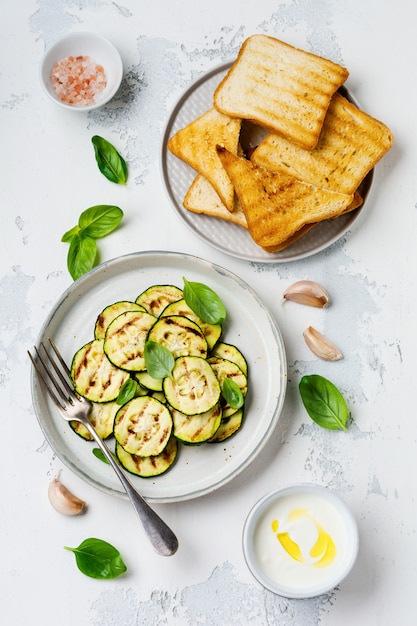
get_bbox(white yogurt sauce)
[253,491,348,591]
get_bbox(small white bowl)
[242,484,359,598]
[40,32,123,111]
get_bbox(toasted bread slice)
[216,147,354,252]
[261,223,317,252]
[340,191,363,215]
[213,34,349,150]
[183,175,248,228]
[264,191,363,252]
[167,108,241,211]
[251,93,394,195]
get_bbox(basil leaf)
[116,378,138,405]
[78,205,123,239]
[61,225,80,243]
[92,447,110,464]
[299,374,349,431]
[92,135,128,185]
[183,277,226,324]
[144,341,174,379]
[222,378,244,410]
[92,447,117,464]
[67,233,97,281]
[64,538,127,579]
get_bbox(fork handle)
[84,423,178,556]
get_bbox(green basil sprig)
[92,135,128,185]
[64,538,127,579]
[222,378,244,410]
[116,378,138,405]
[299,374,349,431]
[144,341,174,379]
[183,277,226,325]
[61,205,123,280]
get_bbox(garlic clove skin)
[48,476,86,516]
[303,326,343,361]
[283,280,330,308]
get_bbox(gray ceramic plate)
[161,62,373,263]
[31,251,287,503]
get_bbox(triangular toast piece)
[251,92,394,195]
[167,108,241,211]
[262,192,363,252]
[263,191,362,252]
[214,34,349,150]
[216,147,354,252]
[183,175,248,228]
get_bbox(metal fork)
[28,339,178,557]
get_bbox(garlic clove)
[303,326,343,361]
[48,476,86,516]
[283,280,330,308]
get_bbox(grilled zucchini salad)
[69,278,248,478]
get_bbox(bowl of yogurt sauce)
[242,484,359,598]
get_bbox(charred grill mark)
[191,423,205,441]
[74,341,95,379]
[119,354,143,368]
[117,314,143,334]
[228,371,247,389]
[96,314,105,331]
[188,325,202,337]
[161,447,173,462]
[164,317,202,336]
[159,427,170,444]
[100,376,112,390]
[132,456,142,470]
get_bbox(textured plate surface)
[161,62,373,263]
[31,251,287,503]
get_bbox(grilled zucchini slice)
[135,370,163,392]
[113,395,172,457]
[71,339,130,402]
[208,407,244,442]
[163,355,220,415]
[115,437,178,477]
[104,310,157,371]
[161,299,222,350]
[94,301,146,340]
[135,284,183,317]
[208,356,248,418]
[147,315,208,359]
[151,391,167,403]
[210,342,248,376]
[171,403,222,444]
[70,400,119,441]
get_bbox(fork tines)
[28,339,74,410]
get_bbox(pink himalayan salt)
[51,55,107,107]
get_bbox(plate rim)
[31,250,287,503]
[160,63,373,263]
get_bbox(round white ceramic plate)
[31,251,287,503]
[161,62,373,263]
